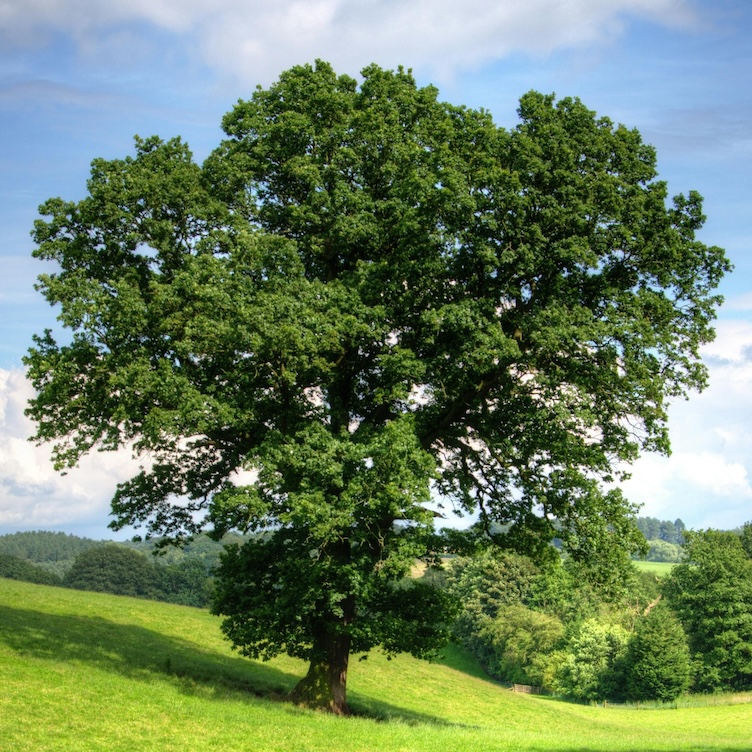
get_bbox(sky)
[0,0,751,540]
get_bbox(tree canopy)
[664,529,752,692]
[64,544,162,599]
[25,60,729,713]
[624,603,691,703]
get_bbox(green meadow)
[1,577,751,752]
[632,560,677,575]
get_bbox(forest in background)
[0,529,244,607]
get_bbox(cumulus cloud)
[701,318,752,363]
[0,368,141,534]
[623,450,752,529]
[0,0,698,83]
[620,316,752,528]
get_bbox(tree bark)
[288,625,352,715]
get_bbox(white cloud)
[619,315,752,529]
[701,318,752,363]
[622,450,752,530]
[0,0,698,83]
[0,368,141,534]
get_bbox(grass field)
[2,578,751,752]
[632,560,677,575]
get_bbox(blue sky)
[1,0,750,539]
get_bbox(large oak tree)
[25,61,729,714]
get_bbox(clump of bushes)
[437,549,693,703]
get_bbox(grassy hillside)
[2,578,751,752]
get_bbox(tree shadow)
[0,603,457,726]
[0,604,296,700]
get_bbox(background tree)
[556,618,630,701]
[528,558,602,625]
[0,553,63,586]
[624,603,691,703]
[444,550,539,653]
[0,531,100,578]
[634,516,686,549]
[664,530,752,692]
[64,545,161,599]
[25,61,728,714]
[737,521,752,559]
[644,539,683,563]
[479,603,564,686]
[157,557,214,608]
[637,517,662,541]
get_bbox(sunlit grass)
[2,578,752,751]
[632,560,676,575]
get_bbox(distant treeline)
[0,517,717,605]
[0,531,101,577]
[633,517,687,563]
[0,531,244,608]
[634,516,686,545]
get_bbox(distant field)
[2,577,751,752]
[632,560,677,575]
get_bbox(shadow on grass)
[0,603,457,726]
[0,604,294,698]
[432,641,500,682]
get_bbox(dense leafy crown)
[26,62,728,661]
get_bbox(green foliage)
[444,551,539,637]
[529,555,655,629]
[624,604,691,702]
[442,550,540,674]
[479,603,565,686]
[60,541,215,606]
[528,558,601,625]
[0,532,217,605]
[738,521,752,559]
[644,539,684,563]
[25,60,728,711]
[635,517,686,545]
[213,527,457,664]
[157,557,214,608]
[0,553,63,586]
[625,569,663,616]
[0,530,101,562]
[0,530,101,576]
[442,551,661,692]
[556,619,630,701]
[64,544,163,598]
[664,530,752,692]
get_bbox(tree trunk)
[288,626,352,715]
